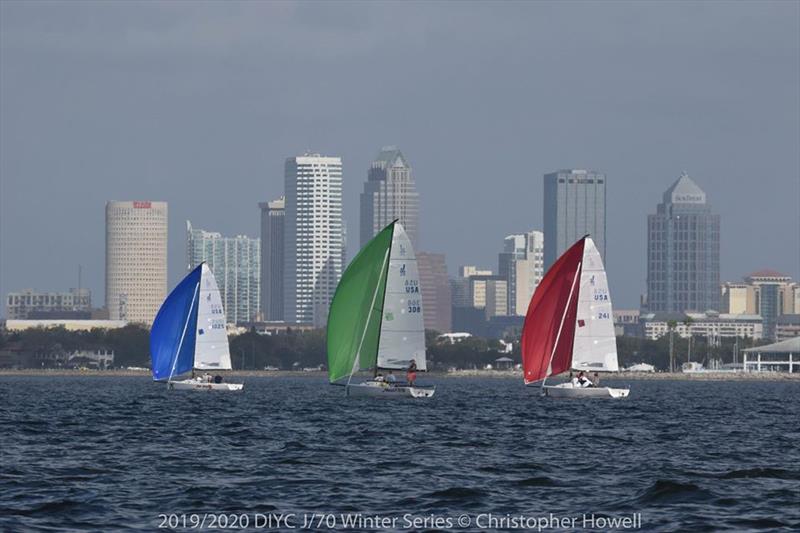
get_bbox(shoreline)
[1,368,798,381]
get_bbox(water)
[2,376,799,531]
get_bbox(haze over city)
[1,0,798,313]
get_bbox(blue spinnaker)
[150,264,202,381]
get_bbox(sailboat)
[327,221,434,398]
[521,236,629,399]
[150,263,243,391]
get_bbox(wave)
[635,480,713,504]
[718,467,800,481]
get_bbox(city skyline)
[1,2,798,315]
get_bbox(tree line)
[1,325,767,371]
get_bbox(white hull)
[169,380,243,392]
[346,381,435,398]
[542,383,629,399]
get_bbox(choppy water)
[1,376,799,531]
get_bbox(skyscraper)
[259,197,285,321]
[360,146,419,249]
[498,230,544,316]
[543,169,606,269]
[417,252,452,333]
[186,221,260,324]
[284,153,344,326]
[105,201,167,324]
[646,172,720,313]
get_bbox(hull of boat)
[542,383,629,399]
[169,380,243,392]
[346,381,435,398]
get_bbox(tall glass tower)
[360,147,419,249]
[646,172,720,313]
[543,170,606,269]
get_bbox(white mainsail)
[376,223,427,371]
[571,238,619,372]
[193,264,232,370]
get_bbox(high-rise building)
[259,197,285,321]
[284,153,344,326]
[646,173,720,313]
[186,221,260,324]
[451,266,493,308]
[360,146,419,249]
[417,252,452,333]
[721,270,798,340]
[544,169,606,269]
[105,201,167,324]
[498,230,544,316]
[6,288,91,319]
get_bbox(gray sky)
[1,0,798,314]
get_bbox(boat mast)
[167,281,200,383]
[541,261,581,389]
[373,221,397,378]
[346,243,392,387]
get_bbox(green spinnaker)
[326,222,394,383]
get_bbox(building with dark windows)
[259,197,285,321]
[543,169,606,269]
[360,146,419,250]
[646,173,720,313]
[417,252,452,333]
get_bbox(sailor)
[203,373,212,383]
[374,373,385,382]
[385,371,397,384]
[592,372,601,387]
[407,360,418,387]
[577,371,593,388]
[571,372,580,387]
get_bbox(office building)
[417,252,452,333]
[186,221,260,324]
[105,201,167,324]
[721,270,799,340]
[646,173,720,313]
[640,311,763,341]
[544,169,606,269]
[498,230,544,316]
[360,146,419,249]
[284,153,344,326]
[259,197,285,321]
[5,288,91,319]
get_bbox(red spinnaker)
[521,237,586,384]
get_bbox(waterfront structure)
[186,221,260,324]
[742,337,799,373]
[284,153,344,326]
[639,311,763,341]
[360,146,419,249]
[3,319,128,332]
[259,197,285,321]
[498,230,544,316]
[645,173,720,313]
[776,315,800,341]
[543,169,606,269]
[105,201,167,324]
[5,288,91,319]
[721,270,798,340]
[613,309,641,337]
[417,252,452,333]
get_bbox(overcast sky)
[1,0,798,315]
